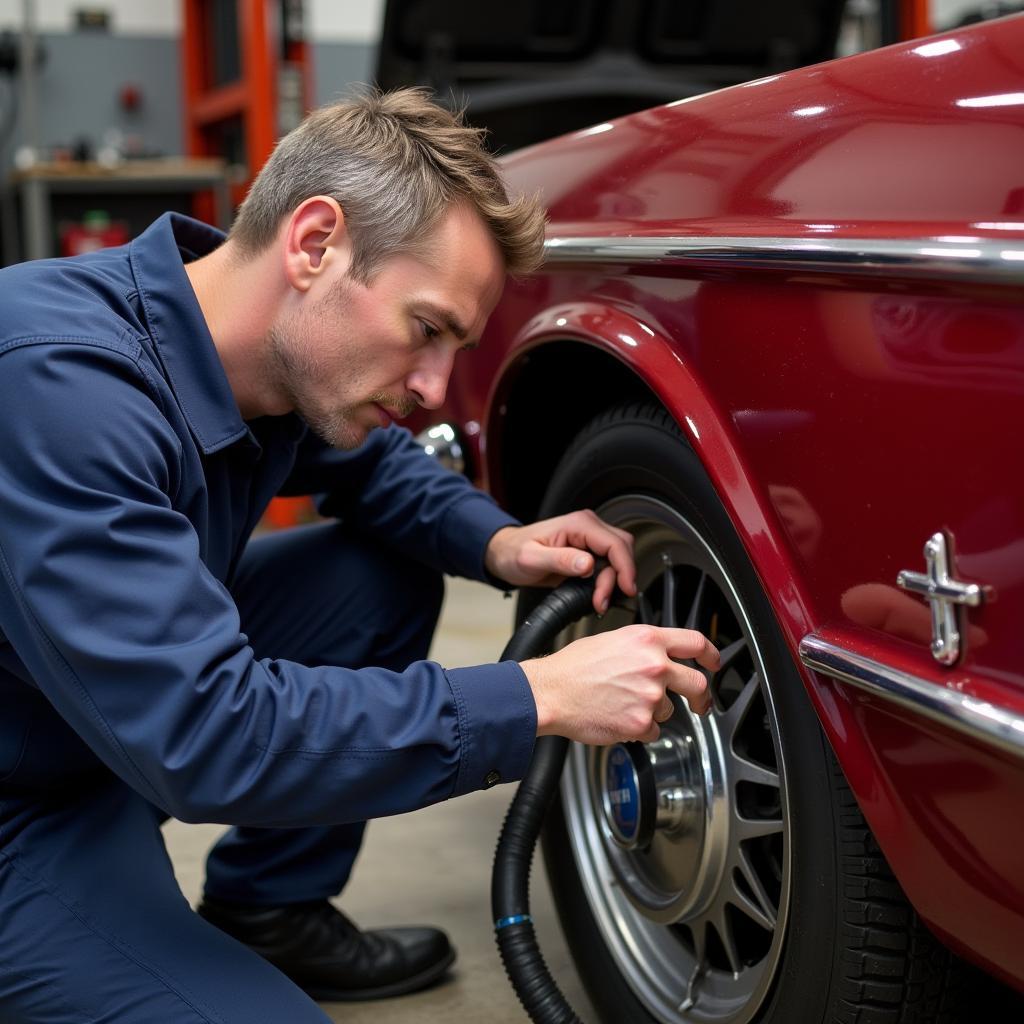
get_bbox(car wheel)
[530,402,974,1024]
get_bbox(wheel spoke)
[717,635,747,671]
[719,670,761,737]
[735,848,778,931]
[735,814,784,841]
[714,907,743,976]
[731,754,780,789]
[729,885,775,933]
[661,561,678,628]
[690,916,708,967]
[636,589,654,626]
[684,571,707,631]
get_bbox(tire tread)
[830,752,979,1024]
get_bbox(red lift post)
[899,0,932,40]
[181,0,312,215]
[182,0,315,527]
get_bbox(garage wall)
[0,30,182,158]
[310,0,385,105]
[0,0,1002,165]
[0,3,180,163]
[0,0,383,161]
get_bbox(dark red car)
[420,13,1024,1024]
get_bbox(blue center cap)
[605,744,640,842]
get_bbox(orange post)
[239,0,277,178]
[181,2,316,528]
[181,1,313,209]
[899,0,931,40]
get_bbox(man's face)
[268,202,506,449]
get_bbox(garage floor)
[163,577,598,1023]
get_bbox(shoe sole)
[299,947,457,1002]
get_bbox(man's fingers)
[653,693,674,723]
[612,524,634,548]
[606,541,637,597]
[660,628,721,673]
[519,542,592,579]
[518,511,637,599]
[592,564,617,614]
[564,529,636,598]
[665,664,712,715]
[637,721,661,743]
[591,529,636,597]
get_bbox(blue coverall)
[0,214,537,1022]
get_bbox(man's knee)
[322,542,443,671]
[360,543,445,635]
[233,525,445,667]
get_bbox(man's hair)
[229,87,546,280]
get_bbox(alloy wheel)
[560,494,792,1024]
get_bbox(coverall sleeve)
[0,340,536,826]
[279,427,520,583]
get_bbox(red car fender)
[482,296,848,704]
[478,295,1024,988]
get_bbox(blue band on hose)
[494,914,533,930]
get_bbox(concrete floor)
[163,577,598,1023]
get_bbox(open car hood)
[376,0,850,151]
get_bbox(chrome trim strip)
[543,235,1024,285]
[799,635,1024,762]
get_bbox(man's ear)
[282,196,350,292]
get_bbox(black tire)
[530,402,989,1024]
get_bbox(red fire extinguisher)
[60,210,130,257]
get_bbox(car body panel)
[436,15,1024,988]
[502,16,1024,233]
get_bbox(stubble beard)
[267,317,364,450]
[266,312,417,451]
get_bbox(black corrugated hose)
[491,575,597,1024]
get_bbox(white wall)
[0,0,386,41]
[932,0,1007,26]
[309,0,383,42]
[0,1,178,36]
[0,0,1003,42]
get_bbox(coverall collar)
[129,212,250,456]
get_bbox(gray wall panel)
[312,40,377,106]
[6,32,181,159]
[5,35,381,157]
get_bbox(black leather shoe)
[197,897,456,1001]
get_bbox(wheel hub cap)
[592,708,727,925]
[601,734,703,852]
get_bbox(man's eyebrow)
[419,303,468,342]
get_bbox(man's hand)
[520,625,720,745]
[485,510,636,615]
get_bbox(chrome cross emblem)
[896,532,984,666]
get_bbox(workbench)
[4,157,231,263]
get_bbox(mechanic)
[0,88,716,1024]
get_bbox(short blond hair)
[230,87,546,280]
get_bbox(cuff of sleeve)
[445,660,537,797]
[439,493,520,583]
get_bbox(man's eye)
[420,320,440,340]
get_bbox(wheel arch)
[488,340,653,525]
[483,315,818,654]
[481,319,918,877]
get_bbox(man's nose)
[408,350,454,410]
